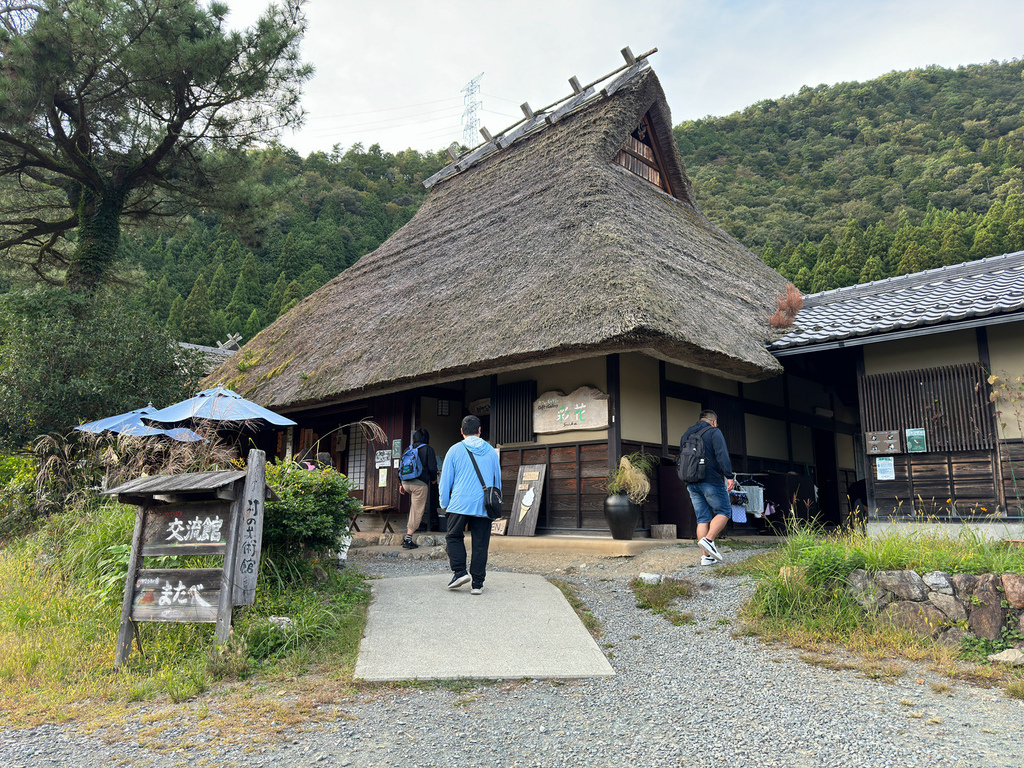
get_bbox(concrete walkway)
[353,571,614,682]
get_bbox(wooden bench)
[351,505,396,533]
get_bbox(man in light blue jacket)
[440,414,501,595]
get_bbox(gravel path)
[2,546,1022,768]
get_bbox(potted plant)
[603,451,660,540]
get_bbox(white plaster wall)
[620,353,661,444]
[987,321,1024,440]
[863,330,979,375]
[665,363,739,396]
[745,414,788,460]
[667,398,702,447]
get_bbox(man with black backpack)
[679,410,735,565]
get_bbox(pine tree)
[181,275,213,345]
[225,253,262,329]
[266,271,288,321]
[244,309,263,341]
[279,280,303,316]
[149,277,177,323]
[168,295,184,337]
[896,242,926,275]
[209,263,230,309]
[937,213,970,266]
[833,218,867,284]
[859,255,886,283]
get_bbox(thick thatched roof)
[209,64,787,411]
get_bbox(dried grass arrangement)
[606,451,660,505]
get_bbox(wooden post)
[114,506,147,669]
[232,449,267,607]
[216,485,241,644]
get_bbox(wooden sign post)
[109,450,269,669]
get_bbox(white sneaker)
[700,555,717,566]
[699,537,723,562]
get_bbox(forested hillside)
[116,143,448,346]
[29,59,1024,348]
[674,59,1024,292]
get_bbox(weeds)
[630,577,696,625]
[548,578,602,637]
[741,515,1024,697]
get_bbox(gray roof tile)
[769,250,1024,352]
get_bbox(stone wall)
[846,569,1024,647]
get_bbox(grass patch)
[629,577,696,625]
[0,503,371,735]
[547,578,602,637]
[740,517,1024,698]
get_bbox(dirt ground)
[350,535,776,580]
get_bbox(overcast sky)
[225,0,1024,157]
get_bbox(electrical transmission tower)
[461,73,484,146]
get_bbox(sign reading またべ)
[533,386,609,434]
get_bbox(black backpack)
[677,425,713,484]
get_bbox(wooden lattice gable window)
[614,114,675,196]
[857,362,997,453]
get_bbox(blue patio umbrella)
[76,405,204,442]
[142,387,297,431]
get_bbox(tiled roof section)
[769,250,1024,352]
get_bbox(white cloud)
[223,0,1024,155]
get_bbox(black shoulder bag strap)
[463,444,492,491]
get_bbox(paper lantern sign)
[533,386,609,434]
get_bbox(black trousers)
[445,513,492,585]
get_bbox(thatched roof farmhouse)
[210,57,786,411]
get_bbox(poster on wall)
[374,450,391,469]
[905,428,927,453]
[533,386,609,434]
[875,456,895,481]
[507,464,547,536]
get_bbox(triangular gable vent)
[614,114,675,197]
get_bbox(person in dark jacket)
[398,428,439,549]
[680,410,734,564]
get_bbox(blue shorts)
[687,481,731,524]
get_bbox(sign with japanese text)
[131,568,221,623]
[141,503,231,557]
[876,456,896,481]
[533,386,609,434]
[113,450,268,668]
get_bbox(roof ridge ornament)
[424,46,659,189]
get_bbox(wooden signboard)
[130,568,223,623]
[140,503,232,557]
[507,464,547,536]
[533,386,609,434]
[112,450,267,669]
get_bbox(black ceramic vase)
[603,492,640,540]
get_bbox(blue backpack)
[399,443,424,481]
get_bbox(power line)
[303,96,464,122]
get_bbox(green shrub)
[0,455,37,540]
[263,462,361,555]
